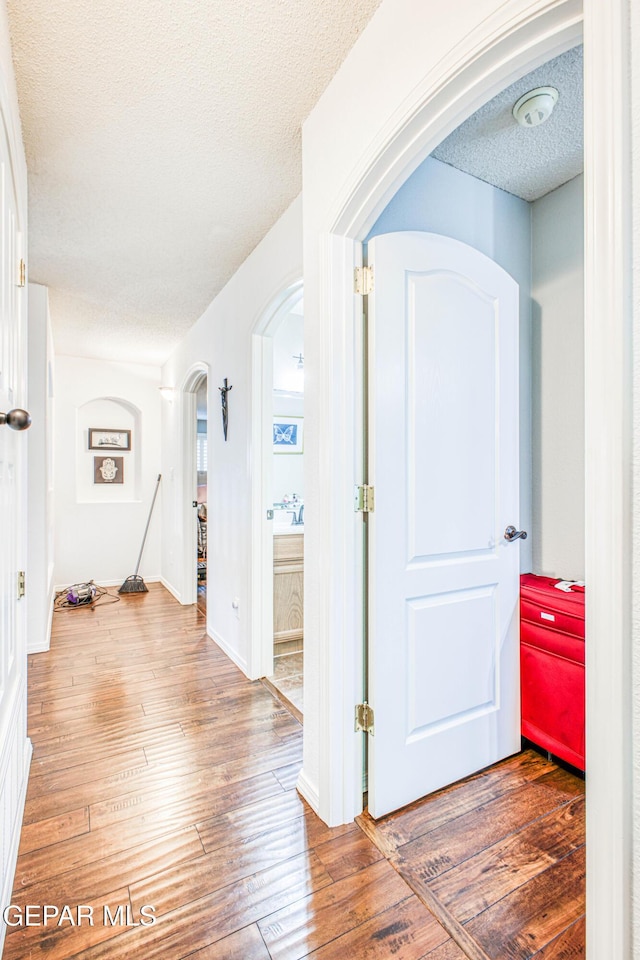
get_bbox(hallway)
[5,585,584,959]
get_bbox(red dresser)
[520,574,585,771]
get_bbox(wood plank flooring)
[358,753,585,959]
[6,584,454,959]
[4,584,585,959]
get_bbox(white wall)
[531,175,584,579]
[53,356,162,587]
[161,196,302,674]
[27,283,55,652]
[366,154,532,571]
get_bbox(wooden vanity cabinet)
[273,534,303,654]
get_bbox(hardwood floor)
[358,752,585,959]
[4,584,585,959]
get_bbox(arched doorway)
[180,363,210,609]
[301,1,631,954]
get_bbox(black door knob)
[0,409,31,431]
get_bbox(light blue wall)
[366,155,533,570]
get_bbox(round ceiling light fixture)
[512,86,559,127]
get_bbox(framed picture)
[88,428,131,451]
[273,416,303,454]
[94,456,124,484]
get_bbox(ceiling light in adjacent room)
[512,87,559,127]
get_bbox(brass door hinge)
[354,265,374,295]
[354,484,375,513]
[17,570,25,599]
[355,702,374,735]
[17,259,25,287]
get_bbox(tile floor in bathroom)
[267,651,303,719]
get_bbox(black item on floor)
[119,473,162,594]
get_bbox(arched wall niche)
[76,396,142,503]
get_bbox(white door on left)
[0,105,31,935]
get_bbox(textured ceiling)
[433,46,583,202]
[7,0,382,364]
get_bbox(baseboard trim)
[160,577,183,604]
[296,769,320,815]
[28,587,55,654]
[0,737,32,958]
[209,629,248,678]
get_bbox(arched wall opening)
[178,362,210,608]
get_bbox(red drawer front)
[520,639,585,770]
[521,620,584,665]
[520,573,585,641]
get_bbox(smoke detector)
[512,87,559,127]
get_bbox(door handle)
[192,501,198,508]
[504,525,527,542]
[0,408,31,431]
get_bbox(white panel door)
[367,231,521,819]
[0,110,28,908]
[0,117,24,703]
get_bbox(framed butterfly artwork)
[273,416,304,454]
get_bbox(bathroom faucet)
[288,504,304,526]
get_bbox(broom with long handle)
[119,473,162,594]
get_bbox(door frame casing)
[179,362,209,607]
[249,278,304,681]
[303,0,632,955]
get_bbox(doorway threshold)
[262,657,303,725]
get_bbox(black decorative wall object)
[219,378,232,441]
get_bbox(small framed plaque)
[88,428,131,451]
[94,456,124,484]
